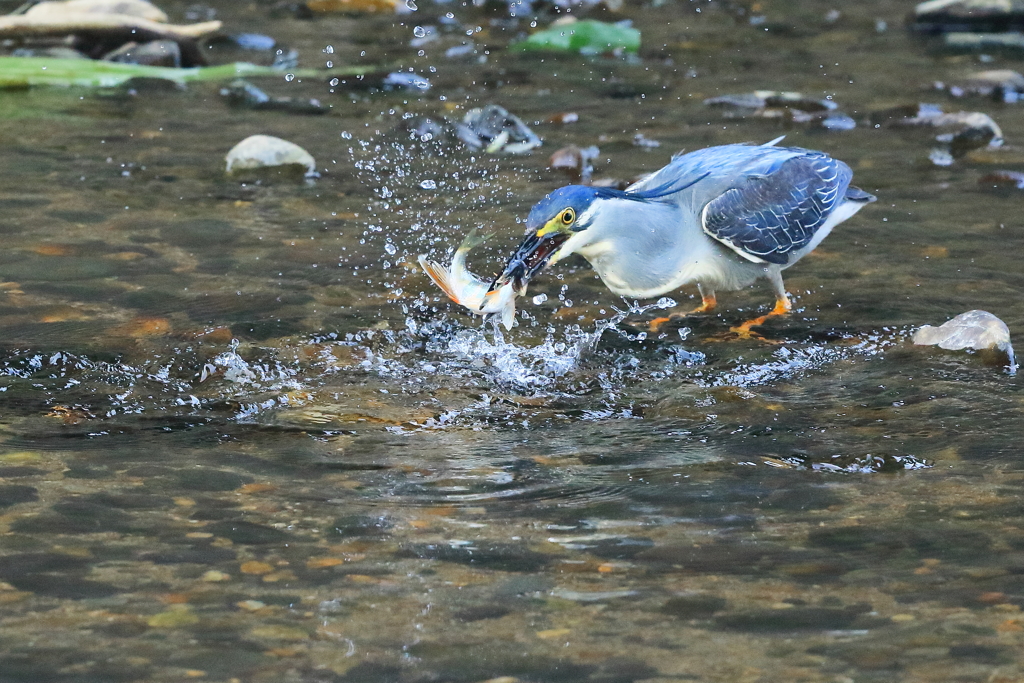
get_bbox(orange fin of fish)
[417,255,462,305]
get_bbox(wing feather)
[701,153,852,265]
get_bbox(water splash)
[0,339,306,426]
[408,298,683,391]
[706,329,905,388]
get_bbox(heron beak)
[489,222,570,296]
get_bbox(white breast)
[566,198,764,298]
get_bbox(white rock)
[25,0,169,22]
[225,135,316,178]
[913,309,1016,372]
[915,0,1012,17]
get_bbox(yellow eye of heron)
[560,208,575,225]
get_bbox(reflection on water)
[0,0,1023,681]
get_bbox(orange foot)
[648,294,717,333]
[705,297,791,343]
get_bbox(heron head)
[491,185,606,295]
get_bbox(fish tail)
[418,254,462,305]
[457,227,491,252]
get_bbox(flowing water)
[1,0,1024,681]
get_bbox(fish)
[418,229,518,330]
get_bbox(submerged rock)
[381,71,431,91]
[304,0,402,13]
[944,31,1024,49]
[549,144,599,184]
[715,604,872,631]
[661,593,728,618]
[913,0,1024,34]
[706,91,838,112]
[220,79,327,114]
[396,542,552,572]
[705,91,855,131]
[458,104,542,154]
[0,484,38,508]
[0,0,221,65]
[939,69,1024,101]
[979,169,1024,187]
[872,103,1003,163]
[102,39,180,67]
[225,134,317,178]
[322,70,428,93]
[913,309,1016,371]
[10,46,88,59]
[392,114,463,149]
[231,32,276,50]
[391,105,541,154]
[633,132,661,147]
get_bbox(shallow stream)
[1,1,1024,681]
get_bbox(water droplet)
[655,297,677,309]
[419,179,437,189]
[284,73,295,82]
[406,0,417,9]
[324,45,334,54]
[385,242,397,256]
[532,293,548,305]
[326,60,333,68]
[413,26,427,38]
[341,131,352,139]
[330,77,340,86]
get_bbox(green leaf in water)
[0,57,347,89]
[511,20,640,55]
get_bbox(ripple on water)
[0,301,978,482]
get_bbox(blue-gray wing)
[701,152,851,265]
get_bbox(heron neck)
[565,198,718,297]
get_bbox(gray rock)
[102,39,181,67]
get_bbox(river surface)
[1,0,1023,681]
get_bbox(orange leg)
[728,293,792,339]
[649,289,717,333]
